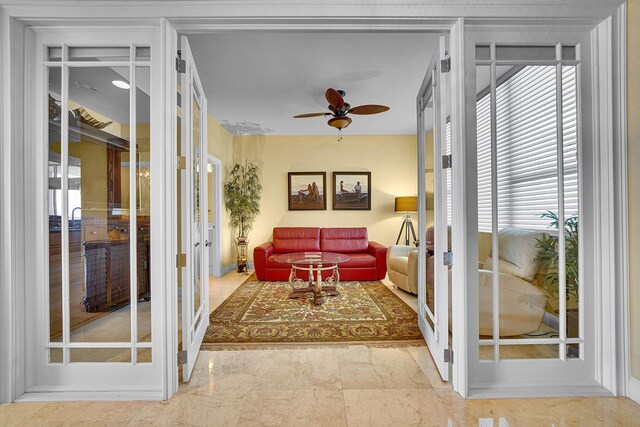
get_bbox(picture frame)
[332,171,371,210]
[288,172,327,211]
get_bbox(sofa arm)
[368,241,388,280]
[253,242,274,281]
[407,250,420,294]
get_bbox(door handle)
[205,240,212,247]
[194,242,200,247]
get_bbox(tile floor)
[3,345,640,426]
[3,271,640,426]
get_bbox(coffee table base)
[288,264,340,305]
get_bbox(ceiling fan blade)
[325,88,345,110]
[293,112,330,118]
[348,104,390,115]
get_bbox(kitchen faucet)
[71,207,82,221]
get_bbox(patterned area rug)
[202,274,424,349]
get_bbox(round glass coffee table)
[273,252,350,305]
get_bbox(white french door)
[464,28,603,396]
[417,35,452,381]
[26,28,164,397]
[179,36,209,382]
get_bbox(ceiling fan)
[293,88,390,138]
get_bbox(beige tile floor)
[3,271,640,426]
[3,345,640,426]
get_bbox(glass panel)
[562,45,576,61]
[137,347,152,363]
[135,46,151,62]
[70,348,131,363]
[562,66,580,344]
[136,67,152,343]
[499,344,559,360]
[68,46,130,62]
[476,45,491,61]
[475,65,494,344]
[479,345,494,360]
[49,348,63,364]
[48,66,63,342]
[495,45,556,61]
[47,46,62,62]
[424,87,435,331]
[67,66,131,343]
[494,66,558,343]
[192,94,202,321]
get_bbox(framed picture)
[333,171,371,210]
[288,172,327,210]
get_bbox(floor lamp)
[395,196,418,246]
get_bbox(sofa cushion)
[485,227,546,281]
[340,253,377,268]
[320,227,368,253]
[272,227,320,253]
[387,255,409,275]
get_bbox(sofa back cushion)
[484,227,545,281]
[320,227,369,253]
[272,227,320,253]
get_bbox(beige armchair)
[386,245,419,294]
[476,227,549,336]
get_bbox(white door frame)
[0,1,628,403]
[207,155,222,278]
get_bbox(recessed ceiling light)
[112,80,130,89]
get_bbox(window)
[476,65,578,232]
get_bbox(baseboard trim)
[628,376,640,404]
[468,384,613,399]
[221,263,235,276]
[15,390,164,402]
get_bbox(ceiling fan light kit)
[293,87,390,140]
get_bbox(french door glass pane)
[69,348,131,363]
[136,66,152,343]
[192,95,202,324]
[475,48,582,360]
[48,66,63,343]
[424,89,435,332]
[67,66,131,343]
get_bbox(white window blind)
[476,65,578,232]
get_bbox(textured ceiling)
[187,32,441,136]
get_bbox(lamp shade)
[395,196,418,213]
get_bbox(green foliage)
[224,163,262,240]
[534,211,579,301]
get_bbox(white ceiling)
[187,32,440,136]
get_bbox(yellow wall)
[233,134,418,262]
[628,0,640,379]
[207,115,236,268]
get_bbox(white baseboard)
[469,384,613,399]
[628,376,640,404]
[15,390,164,402]
[221,263,235,276]
[221,263,254,276]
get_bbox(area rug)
[202,274,424,349]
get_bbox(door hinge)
[176,253,187,268]
[444,348,454,364]
[178,350,187,366]
[176,155,186,170]
[443,251,453,266]
[441,57,451,73]
[176,50,186,74]
[442,154,452,169]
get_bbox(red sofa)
[254,227,387,281]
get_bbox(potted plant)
[224,162,262,272]
[534,211,579,351]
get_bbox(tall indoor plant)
[534,211,579,300]
[534,211,579,350]
[224,162,262,272]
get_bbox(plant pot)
[236,237,249,273]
